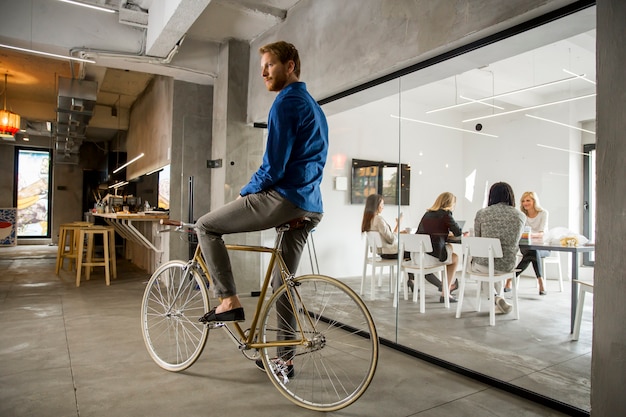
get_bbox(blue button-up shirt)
[240,82,328,213]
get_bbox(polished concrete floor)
[353,266,593,414]
[0,245,588,416]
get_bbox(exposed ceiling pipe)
[70,33,217,79]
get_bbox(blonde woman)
[504,191,549,295]
[414,192,463,303]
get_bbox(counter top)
[90,212,168,254]
[92,212,169,220]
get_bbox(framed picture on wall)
[350,159,410,205]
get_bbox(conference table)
[518,242,595,333]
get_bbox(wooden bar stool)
[56,222,93,274]
[75,225,117,287]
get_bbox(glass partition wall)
[312,5,595,413]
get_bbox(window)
[158,164,170,210]
[583,143,595,265]
[15,148,52,238]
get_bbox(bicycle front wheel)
[259,274,378,411]
[141,260,210,372]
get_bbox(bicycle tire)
[258,274,378,411]
[141,260,210,372]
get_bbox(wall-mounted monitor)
[351,159,410,205]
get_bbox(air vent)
[71,98,84,112]
[56,76,97,154]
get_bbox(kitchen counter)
[88,212,170,273]
[92,212,169,221]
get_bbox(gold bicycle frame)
[191,236,316,352]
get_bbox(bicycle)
[141,218,379,411]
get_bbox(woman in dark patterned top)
[472,182,525,313]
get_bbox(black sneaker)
[255,358,294,379]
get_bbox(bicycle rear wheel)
[141,260,210,372]
[258,274,378,411]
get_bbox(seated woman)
[472,182,525,313]
[504,191,550,295]
[361,194,401,259]
[412,192,463,303]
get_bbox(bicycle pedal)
[206,322,225,329]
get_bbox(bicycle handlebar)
[159,219,196,231]
[160,219,182,227]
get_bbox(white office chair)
[361,231,397,300]
[572,280,594,341]
[456,237,519,326]
[399,234,448,312]
[542,252,564,292]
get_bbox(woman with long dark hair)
[472,182,526,313]
[361,194,401,258]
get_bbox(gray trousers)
[195,189,322,299]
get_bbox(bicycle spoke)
[259,274,378,411]
[141,261,210,372]
[140,226,377,410]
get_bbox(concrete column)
[169,80,213,261]
[211,39,262,208]
[592,0,626,414]
[211,39,265,294]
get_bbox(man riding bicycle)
[195,41,328,327]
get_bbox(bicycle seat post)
[274,225,288,252]
[273,217,311,253]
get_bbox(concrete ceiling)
[1,0,596,149]
[0,0,301,144]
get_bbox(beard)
[265,71,289,92]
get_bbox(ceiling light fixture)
[0,44,95,64]
[427,73,586,114]
[113,153,145,174]
[462,93,596,123]
[391,115,498,138]
[459,95,505,110]
[537,144,590,156]
[108,181,129,189]
[58,0,116,13]
[525,114,596,134]
[0,74,21,139]
[563,69,596,85]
